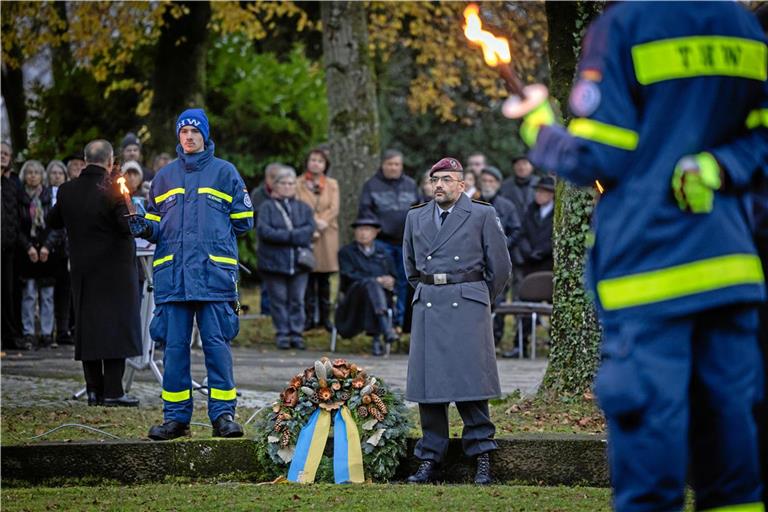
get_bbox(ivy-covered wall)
[539,2,605,397]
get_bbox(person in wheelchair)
[335,217,399,356]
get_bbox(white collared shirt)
[540,200,554,219]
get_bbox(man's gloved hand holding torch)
[671,152,722,214]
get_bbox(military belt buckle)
[433,273,448,285]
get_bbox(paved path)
[1,346,548,408]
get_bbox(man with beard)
[403,157,511,485]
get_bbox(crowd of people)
[252,148,553,356]
[0,130,553,359]
[0,135,169,352]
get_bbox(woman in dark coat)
[47,141,141,406]
[18,160,63,349]
[257,167,315,350]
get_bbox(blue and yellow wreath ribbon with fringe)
[287,406,364,484]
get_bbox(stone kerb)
[2,434,608,487]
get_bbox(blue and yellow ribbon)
[287,409,331,483]
[333,406,365,484]
[287,406,365,484]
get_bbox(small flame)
[117,176,129,196]
[463,4,511,67]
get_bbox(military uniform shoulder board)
[471,199,491,206]
[410,202,429,209]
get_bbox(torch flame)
[463,4,511,67]
[117,176,130,196]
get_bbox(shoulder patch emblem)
[244,194,252,209]
[569,79,602,118]
[410,202,429,210]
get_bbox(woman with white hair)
[256,167,316,350]
[17,160,64,349]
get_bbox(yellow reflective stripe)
[153,254,174,267]
[598,254,764,311]
[746,108,768,129]
[155,188,185,204]
[209,255,238,265]
[568,119,639,150]
[701,502,765,512]
[632,36,767,85]
[162,389,191,402]
[198,187,233,203]
[145,213,161,222]
[209,387,237,400]
[230,211,253,219]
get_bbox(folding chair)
[495,271,553,359]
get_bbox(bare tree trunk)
[539,1,603,397]
[1,47,27,153]
[147,1,211,155]
[321,1,380,244]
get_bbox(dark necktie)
[440,210,450,226]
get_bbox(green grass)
[1,483,614,511]
[1,392,604,446]
[1,403,261,445]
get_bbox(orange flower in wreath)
[281,387,299,407]
[317,387,333,401]
[351,375,366,389]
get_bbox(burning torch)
[462,3,548,119]
[463,4,603,193]
[116,176,136,216]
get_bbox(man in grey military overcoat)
[403,157,512,485]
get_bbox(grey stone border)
[2,434,608,487]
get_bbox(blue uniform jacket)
[529,1,768,321]
[144,142,254,304]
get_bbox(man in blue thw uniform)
[129,108,254,440]
[519,3,768,511]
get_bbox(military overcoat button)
[454,256,460,261]
[426,302,432,308]
[452,302,458,308]
[427,256,432,261]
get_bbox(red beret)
[429,157,463,176]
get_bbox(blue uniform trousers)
[150,301,239,424]
[596,305,764,512]
[414,400,497,462]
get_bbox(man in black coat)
[515,176,555,276]
[335,217,398,356]
[504,176,555,359]
[500,156,540,299]
[48,139,141,407]
[357,149,418,329]
[479,166,521,346]
[1,141,21,349]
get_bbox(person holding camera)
[257,166,316,350]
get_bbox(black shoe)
[39,335,54,348]
[148,420,190,440]
[371,337,385,357]
[103,394,140,407]
[291,338,306,350]
[56,334,74,346]
[407,459,439,484]
[87,391,104,406]
[212,414,244,438]
[277,338,291,350]
[20,335,35,351]
[474,452,492,485]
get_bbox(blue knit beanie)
[176,108,210,142]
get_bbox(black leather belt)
[419,270,484,285]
